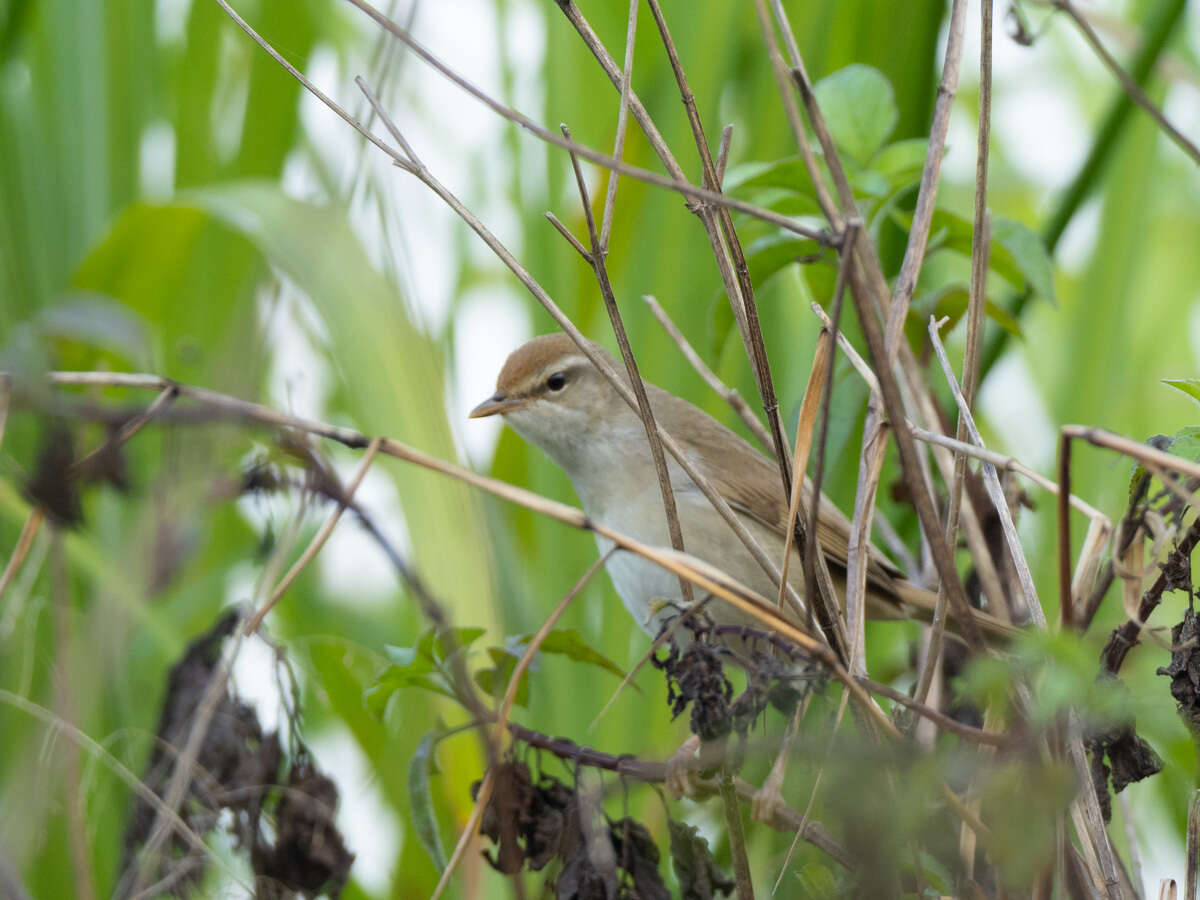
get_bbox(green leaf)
[724,157,813,195]
[744,233,823,287]
[990,214,1056,307]
[475,646,530,707]
[1128,429,1200,505]
[514,628,629,681]
[37,293,150,365]
[428,626,487,663]
[895,208,1056,306]
[870,138,928,186]
[1164,379,1200,409]
[813,64,898,165]
[408,731,448,872]
[383,644,436,674]
[183,181,498,639]
[932,287,1024,338]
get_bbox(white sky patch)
[1055,196,1102,273]
[230,634,291,736]
[994,78,1090,190]
[451,285,532,464]
[138,119,176,201]
[942,104,978,184]
[1133,788,1185,897]
[309,728,402,896]
[262,286,330,423]
[1162,81,1200,161]
[154,0,191,46]
[317,457,413,607]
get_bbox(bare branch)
[338,0,829,240]
[558,122,694,608]
[928,317,1043,626]
[244,437,383,634]
[643,294,773,453]
[598,0,640,254]
[1055,0,1200,166]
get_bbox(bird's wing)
[650,384,903,590]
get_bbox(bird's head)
[469,333,625,471]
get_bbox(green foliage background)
[1,0,1199,896]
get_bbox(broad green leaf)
[182,181,498,629]
[418,626,487,663]
[724,157,813,195]
[1166,427,1200,463]
[896,208,1056,306]
[72,202,265,391]
[1128,429,1200,504]
[932,287,1024,338]
[813,64,898,165]
[475,646,530,707]
[1164,379,1200,408]
[365,666,457,714]
[990,214,1057,307]
[383,643,436,673]
[36,293,150,366]
[744,233,823,287]
[513,628,629,681]
[871,138,929,185]
[408,731,448,872]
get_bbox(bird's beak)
[469,392,524,419]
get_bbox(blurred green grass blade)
[185,180,498,623]
[72,203,265,390]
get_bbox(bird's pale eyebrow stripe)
[543,356,589,378]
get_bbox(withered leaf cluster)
[474,761,732,900]
[118,609,353,898]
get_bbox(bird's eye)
[546,371,567,392]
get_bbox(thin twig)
[848,294,984,648]
[720,772,756,900]
[0,689,246,888]
[642,294,773,453]
[777,328,850,658]
[244,437,383,634]
[436,554,611,900]
[805,225,857,654]
[1055,0,1200,166]
[928,318,1043,625]
[598,0,640,254]
[1064,425,1200,482]
[643,0,795,493]
[1059,430,1075,627]
[558,122,693,608]
[336,0,828,240]
[909,425,1107,520]
[0,507,44,602]
[916,74,991,702]
[858,677,1013,747]
[715,124,733,184]
[883,0,969,358]
[754,0,840,225]
[70,384,179,476]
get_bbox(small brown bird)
[471,333,1006,652]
